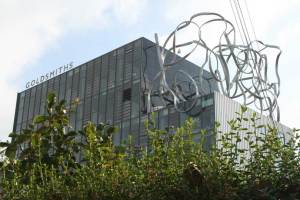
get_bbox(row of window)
[112,94,215,146]
[14,39,144,133]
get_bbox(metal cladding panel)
[214,91,293,151]
[12,93,20,133]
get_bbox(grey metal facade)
[13,37,291,147]
[214,92,292,151]
[13,38,217,146]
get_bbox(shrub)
[0,93,299,200]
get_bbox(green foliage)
[0,92,299,200]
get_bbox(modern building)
[13,37,292,148]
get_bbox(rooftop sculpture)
[148,12,281,121]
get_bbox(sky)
[0,0,299,141]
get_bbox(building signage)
[25,61,74,89]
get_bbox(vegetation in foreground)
[0,93,299,200]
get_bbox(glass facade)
[13,37,217,147]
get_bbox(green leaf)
[106,126,117,135]
[256,125,265,129]
[47,92,56,108]
[8,132,18,139]
[0,142,10,147]
[33,115,47,124]
[63,131,77,141]
[241,105,247,113]
[97,123,105,131]
[59,99,67,106]
[5,144,17,158]
[31,133,40,147]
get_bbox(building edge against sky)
[12,37,292,148]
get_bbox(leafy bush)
[0,93,299,200]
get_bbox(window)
[180,112,188,125]
[28,87,36,121]
[159,109,168,130]
[108,53,116,89]
[121,120,130,142]
[93,59,101,96]
[85,62,94,97]
[130,117,140,143]
[76,103,83,121]
[132,59,141,79]
[83,97,92,121]
[106,90,115,123]
[202,95,213,107]
[116,54,124,86]
[98,92,107,123]
[131,80,140,118]
[100,55,108,92]
[40,82,48,114]
[114,87,123,123]
[123,88,131,102]
[34,85,42,115]
[58,73,66,101]
[71,71,80,99]
[168,107,179,128]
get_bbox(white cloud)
[0,0,147,141]
[112,0,147,25]
[162,0,300,40]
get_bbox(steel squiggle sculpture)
[147,12,281,121]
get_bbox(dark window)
[58,73,66,101]
[76,103,83,121]
[71,70,80,99]
[53,76,60,96]
[92,59,101,96]
[121,120,130,142]
[47,78,54,93]
[123,88,131,102]
[159,109,168,130]
[130,117,140,145]
[131,80,140,118]
[83,97,92,122]
[98,92,107,123]
[85,62,94,97]
[100,55,108,91]
[40,82,48,115]
[180,112,188,125]
[106,89,114,123]
[201,108,214,129]
[116,51,124,86]
[108,52,116,89]
[140,116,147,136]
[65,71,73,105]
[91,95,99,113]
[114,87,123,123]
[28,87,36,122]
[132,59,141,80]
[168,107,179,128]
[34,85,42,116]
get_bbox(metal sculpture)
[147,12,281,121]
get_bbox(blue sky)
[0,0,299,141]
